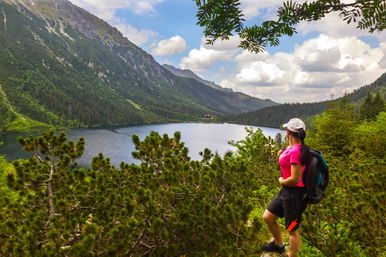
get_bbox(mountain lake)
[0,123,282,167]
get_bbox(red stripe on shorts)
[287,219,298,232]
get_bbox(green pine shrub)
[0,107,384,256]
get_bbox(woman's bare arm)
[279,163,302,186]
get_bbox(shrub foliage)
[0,107,385,256]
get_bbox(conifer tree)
[360,91,374,120]
[125,131,264,256]
[2,132,87,255]
[1,133,138,256]
[302,146,386,257]
[354,111,386,158]
[2,125,383,256]
[360,91,386,121]
[372,91,386,117]
[1,130,270,256]
[309,97,356,156]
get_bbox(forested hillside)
[225,72,386,128]
[0,99,384,256]
[0,0,275,133]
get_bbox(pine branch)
[129,217,151,255]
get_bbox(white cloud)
[179,43,239,73]
[151,36,187,56]
[234,50,270,67]
[180,47,227,72]
[218,34,385,103]
[201,35,241,51]
[178,36,242,73]
[379,42,386,68]
[294,34,384,72]
[114,23,158,45]
[236,61,284,84]
[239,0,284,19]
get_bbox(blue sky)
[70,0,386,103]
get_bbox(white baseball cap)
[283,118,306,132]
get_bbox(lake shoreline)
[0,123,283,167]
[1,116,282,135]
[0,119,229,135]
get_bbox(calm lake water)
[0,123,281,167]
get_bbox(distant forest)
[224,72,386,128]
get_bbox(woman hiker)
[262,118,309,257]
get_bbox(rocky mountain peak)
[163,64,233,93]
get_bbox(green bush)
[354,111,386,158]
[0,130,272,256]
[302,105,385,257]
[0,113,384,256]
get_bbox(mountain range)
[162,64,233,93]
[0,0,276,132]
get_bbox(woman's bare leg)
[262,210,283,245]
[289,229,301,257]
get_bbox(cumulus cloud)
[151,36,187,56]
[179,47,231,73]
[234,50,270,67]
[294,34,384,72]
[114,23,158,45]
[201,35,241,51]
[218,34,385,103]
[239,0,284,19]
[236,61,284,84]
[379,42,386,68]
[179,38,240,72]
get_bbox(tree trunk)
[48,162,55,218]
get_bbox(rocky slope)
[163,64,233,92]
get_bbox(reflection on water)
[0,123,282,167]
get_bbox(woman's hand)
[277,150,283,157]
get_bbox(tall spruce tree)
[309,97,356,156]
[360,92,374,120]
[360,91,386,121]
[372,91,386,117]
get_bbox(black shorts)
[267,187,307,232]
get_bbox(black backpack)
[303,150,329,204]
